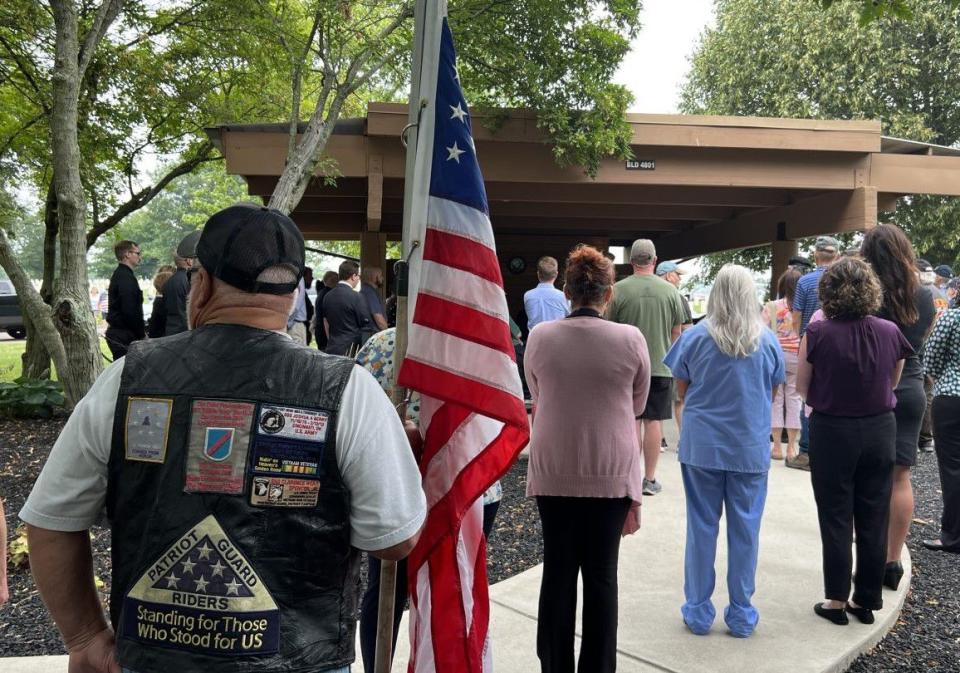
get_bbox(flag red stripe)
[468,537,490,663]
[398,359,527,429]
[423,227,504,287]
[409,421,528,572]
[428,535,477,673]
[412,294,516,361]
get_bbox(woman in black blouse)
[860,225,936,589]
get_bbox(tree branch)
[85,143,216,248]
[76,0,123,80]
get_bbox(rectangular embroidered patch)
[125,397,173,463]
[256,405,329,443]
[250,436,323,478]
[185,400,255,495]
[249,477,320,508]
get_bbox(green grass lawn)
[0,338,113,383]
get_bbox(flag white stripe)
[416,261,510,323]
[422,412,505,509]
[412,562,436,673]
[458,499,484,634]
[407,324,523,397]
[427,196,496,251]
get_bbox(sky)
[614,0,717,113]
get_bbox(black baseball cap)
[196,203,305,295]
[934,264,954,279]
[916,258,934,273]
[789,255,814,270]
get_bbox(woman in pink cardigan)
[525,244,651,673]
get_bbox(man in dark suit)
[322,260,373,356]
[313,270,339,351]
[105,240,145,359]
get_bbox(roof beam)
[870,154,960,196]
[367,155,383,232]
[655,187,877,259]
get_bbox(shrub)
[0,377,66,418]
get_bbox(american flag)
[397,15,530,673]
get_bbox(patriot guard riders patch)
[125,398,173,463]
[185,400,255,495]
[251,405,330,480]
[121,515,279,656]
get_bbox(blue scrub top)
[664,322,785,473]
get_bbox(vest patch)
[250,476,320,508]
[185,400,255,495]
[251,404,329,481]
[121,515,279,656]
[125,397,173,463]
[257,405,329,442]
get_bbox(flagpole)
[376,1,443,672]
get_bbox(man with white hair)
[608,239,687,495]
[20,204,425,673]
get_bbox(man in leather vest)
[21,203,426,673]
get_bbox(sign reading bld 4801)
[625,159,655,170]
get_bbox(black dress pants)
[359,501,500,672]
[932,396,960,550]
[809,411,895,610]
[536,496,630,673]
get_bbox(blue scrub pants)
[681,464,768,637]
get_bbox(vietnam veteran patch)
[185,400,255,495]
[125,397,173,463]
[121,515,279,656]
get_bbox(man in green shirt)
[608,239,686,495]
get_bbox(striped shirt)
[793,266,827,337]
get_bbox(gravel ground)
[2,417,956,671]
[846,448,960,673]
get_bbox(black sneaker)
[919,441,934,454]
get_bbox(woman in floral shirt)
[922,307,960,554]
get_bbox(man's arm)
[372,313,388,331]
[28,526,119,672]
[323,317,330,338]
[120,274,144,338]
[671,323,682,344]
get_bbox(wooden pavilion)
[206,102,960,310]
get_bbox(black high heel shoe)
[845,605,875,624]
[883,561,904,591]
[814,603,848,625]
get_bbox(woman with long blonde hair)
[664,264,784,637]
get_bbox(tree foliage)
[681,0,960,279]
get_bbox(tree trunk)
[22,181,61,379]
[269,96,346,215]
[49,0,105,405]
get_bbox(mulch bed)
[1,417,956,671]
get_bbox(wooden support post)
[771,240,798,300]
[368,155,383,232]
[360,231,388,300]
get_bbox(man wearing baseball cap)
[786,235,840,471]
[933,264,954,317]
[161,231,201,336]
[657,261,694,442]
[20,203,426,673]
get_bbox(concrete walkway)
[1,425,909,673]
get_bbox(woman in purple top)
[798,258,912,626]
[525,245,651,673]
[859,224,936,591]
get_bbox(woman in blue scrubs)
[664,265,785,637]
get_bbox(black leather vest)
[106,324,359,673]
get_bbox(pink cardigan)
[524,315,651,533]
